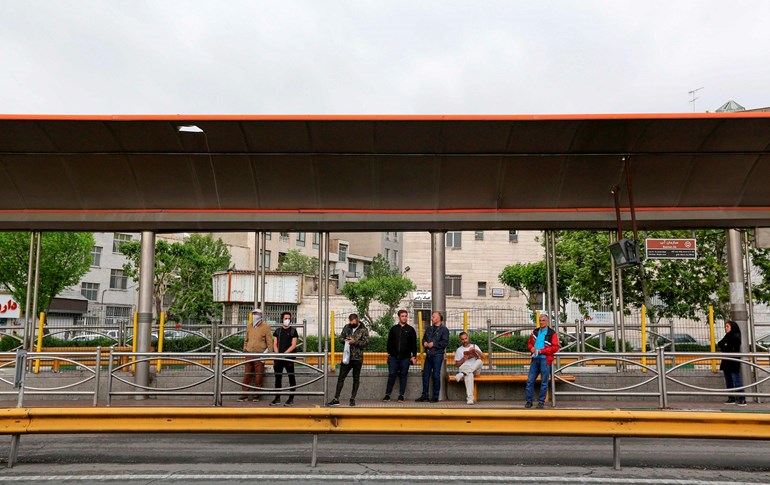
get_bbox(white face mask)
[282,319,291,327]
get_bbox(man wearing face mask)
[271,311,299,407]
[328,313,369,407]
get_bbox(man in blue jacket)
[416,311,449,403]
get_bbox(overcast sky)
[2,1,768,115]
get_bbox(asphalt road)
[1,433,769,484]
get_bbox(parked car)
[71,334,110,342]
[656,333,698,346]
[756,333,770,350]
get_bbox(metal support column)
[727,229,752,394]
[29,233,42,354]
[430,232,446,316]
[135,231,155,398]
[550,231,560,335]
[253,231,260,310]
[544,231,553,322]
[612,437,621,470]
[744,231,760,402]
[319,232,329,402]
[23,233,35,351]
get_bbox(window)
[278,252,287,266]
[81,282,99,301]
[477,281,487,297]
[445,231,462,249]
[339,244,348,262]
[509,230,518,243]
[105,305,132,325]
[393,250,399,266]
[265,232,271,240]
[445,275,462,297]
[91,246,102,267]
[474,231,484,241]
[363,261,371,276]
[492,287,506,297]
[384,248,390,262]
[393,232,399,242]
[112,233,132,253]
[312,233,320,249]
[348,260,357,274]
[296,232,306,247]
[110,269,128,290]
[259,250,271,270]
[279,232,289,243]
[385,232,391,241]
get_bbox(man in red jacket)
[525,314,560,409]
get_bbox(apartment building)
[402,230,543,312]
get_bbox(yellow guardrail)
[3,407,770,439]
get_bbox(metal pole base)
[311,434,318,467]
[8,434,20,468]
[612,436,621,470]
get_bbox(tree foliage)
[277,249,318,275]
[120,234,231,323]
[498,260,570,314]
[341,255,415,336]
[0,232,94,314]
[553,230,751,322]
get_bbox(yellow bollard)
[330,311,336,372]
[156,312,165,373]
[463,311,468,334]
[418,311,425,363]
[34,312,45,374]
[535,311,540,327]
[709,306,716,373]
[131,312,138,373]
[641,305,647,373]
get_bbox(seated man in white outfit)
[454,331,484,405]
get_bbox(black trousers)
[274,358,296,400]
[334,359,363,399]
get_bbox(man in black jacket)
[382,309,417,402]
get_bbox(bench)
[448,373,576,402]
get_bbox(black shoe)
[284,399,294,407]
[737,400,747,407]
[724,399,736,405]
[349,399,356,407]
[382,395,391,402]
[525,401,533,408]
[251,396,260,402]
[397,395,404,402]
[429,397,439,403]
[269,398,281,406]
[537,402,544,409]
[415,396,429,402]
[328,398,340,406]
[237,396,248,402]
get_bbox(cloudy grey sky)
[1,1,768,115]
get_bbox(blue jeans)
[386,356,411,396]
[525,357,551,404]
[421,353,444,399]
[724,370,745,403]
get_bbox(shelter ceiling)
[1,114,769,231]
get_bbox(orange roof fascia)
[1,113,770,121]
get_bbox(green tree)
[554,230,735,322]
[341,255,415,336]
[277,249,318,275]
[0,232,94,314]
[498,260,570,314]
[120,234,231,322]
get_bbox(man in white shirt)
[454,331,483,405]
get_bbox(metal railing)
[552,349,770,408]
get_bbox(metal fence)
[3,348,770,409]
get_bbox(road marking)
[0,474,757,484]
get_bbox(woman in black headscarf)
[717,320,746,406]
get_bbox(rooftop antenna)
[688,87,704,112]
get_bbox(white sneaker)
[455,372,464,381]
[466,398,474,405]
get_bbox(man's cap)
[251,308,262,314]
